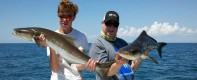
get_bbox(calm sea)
[0,43,197,80]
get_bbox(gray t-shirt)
[89,36,128,80]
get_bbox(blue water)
[0,43,197,80]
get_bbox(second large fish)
[117,30,167,64]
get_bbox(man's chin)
[61,26,69,29]
[107,34,116,37]
[108,35,116,38]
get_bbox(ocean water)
[0,43,197,80]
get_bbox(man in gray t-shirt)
[86,11,150,80]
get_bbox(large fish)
[117,30,167,64]
[13,27,115,80]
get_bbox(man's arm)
[49,48,60,72]
[131,46,151,72]
[107,54,127,76]
[38,34,60,73]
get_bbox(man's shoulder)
[115,37,128,46]
[93,36,105,42]
[91,36,105,45]
[72,29,86,36]
[72,29,83,34]
[116,37,127,42]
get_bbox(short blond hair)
[57,0,78,16]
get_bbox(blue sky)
[1,0,197,43]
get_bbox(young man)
[39,0,89,80]
[86,11,150,80]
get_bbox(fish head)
[12,27,41,42]
[118,47,141,60]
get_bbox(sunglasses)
[58,14,73,20]
[105,21,119,28]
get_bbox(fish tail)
[95,61,116,80]
[95,67,119,80]
[95,67,109,80]
[157,42,167,59]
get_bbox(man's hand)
[35,33,48,47]
[144,46,151,55]
[85,58,98,72]
[115,53,127,66]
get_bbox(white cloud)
[118,21,197,37]
[118,26,149,37]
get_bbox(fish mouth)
[12,30,19,35]
[12,31,16,35]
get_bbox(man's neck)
[58,27,73,34]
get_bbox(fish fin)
[61,60,79,76]
[157,42,167,59]
[141,30,147,35]
[95,61,115,80]
[34,36,41,47]
[141,54,158,64]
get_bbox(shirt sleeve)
[46,47,50,56]
[89,39,109,63]
[73,30,89,52]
